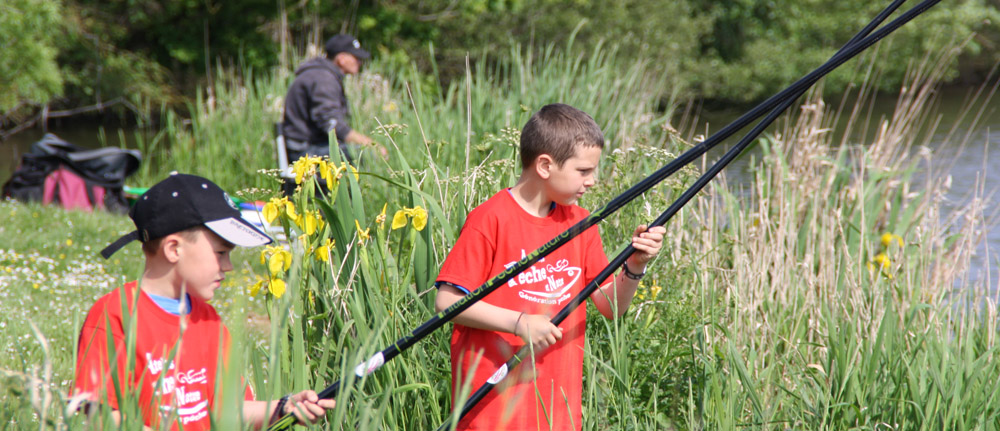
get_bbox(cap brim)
[205,217,273,247]
[349,48,370,59]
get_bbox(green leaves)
[0,0,63,111]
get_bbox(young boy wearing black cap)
[73,173,334,430]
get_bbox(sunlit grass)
[2,40,998,430]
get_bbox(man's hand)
[346,129,373,146]
[345,130,388,159]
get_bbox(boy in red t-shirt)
[435,103,666,431]
[73,173,335,430]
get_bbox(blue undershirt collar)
[147,292,193,315]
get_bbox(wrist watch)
[622,262,645,280]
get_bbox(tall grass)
[1,41,997,431]
[683,47,1000,429]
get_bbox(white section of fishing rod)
[354,352,386,378]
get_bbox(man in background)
[282,34,384,164]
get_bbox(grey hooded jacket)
[282,57,354,146]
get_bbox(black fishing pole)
[436,0,922,428]
[269,1,937,428]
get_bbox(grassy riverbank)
[2,44,998,430]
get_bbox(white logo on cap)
[353,40,360,49]
[223,192,238,210]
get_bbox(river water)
[2,88,998,288]
[691,87,999,292]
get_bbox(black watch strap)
[622,262,645,280]
[273,394,292,421]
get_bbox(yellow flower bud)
[355,220,370,244]
[376,203,387,226]
[873,253,890,268]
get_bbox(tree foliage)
[686,0,1000,101]
[3,0,999,125]
[0,0,63,114]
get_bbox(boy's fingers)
[304,402,325,418]
[295,402,324,424]
[301,390,319,403]
[542,336,555,347]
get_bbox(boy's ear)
[535,154,554,179]
[161,234,184,263]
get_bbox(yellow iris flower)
[873,252,890,268]
[262,197,298,224]
[292,155,324,184]
[250,277,266,297]
[411,206,427,231]
[355,220,371,244]
[880,232,904,248]
[250,276,287,298]
[391,210,408,230]
[391,206,428,231]
[318,159,334,186]
[315,237,335,262]
[260,245,293,277]
[295,210,324,236]
[269,278,287,298]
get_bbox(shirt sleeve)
[308,75,353,142]
[436,218,497,294]
[73,304,127,410]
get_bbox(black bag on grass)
[2,134,141,213]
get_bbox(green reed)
[682,46,1000,429]
[1,40,996,431]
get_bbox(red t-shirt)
[436,190,610,431]
[73,282,250,430]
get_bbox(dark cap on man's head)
[100,173,272,259]
[324,34,370,60]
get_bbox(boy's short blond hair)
[520,103,605,169]
[140,226,203,256]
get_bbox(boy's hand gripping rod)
[268,1,936,428]
[434,0,924,427]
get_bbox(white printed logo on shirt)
[147,354,209,425]
[505,250,580,305]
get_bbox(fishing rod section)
[435,0,916,427]
[269,1,940,429]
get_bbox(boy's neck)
[140,260,184,299]
[510,178,556,218]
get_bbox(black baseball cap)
[324,34,370,60]
[100,173,272,259]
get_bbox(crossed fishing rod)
[268,1,939,429]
